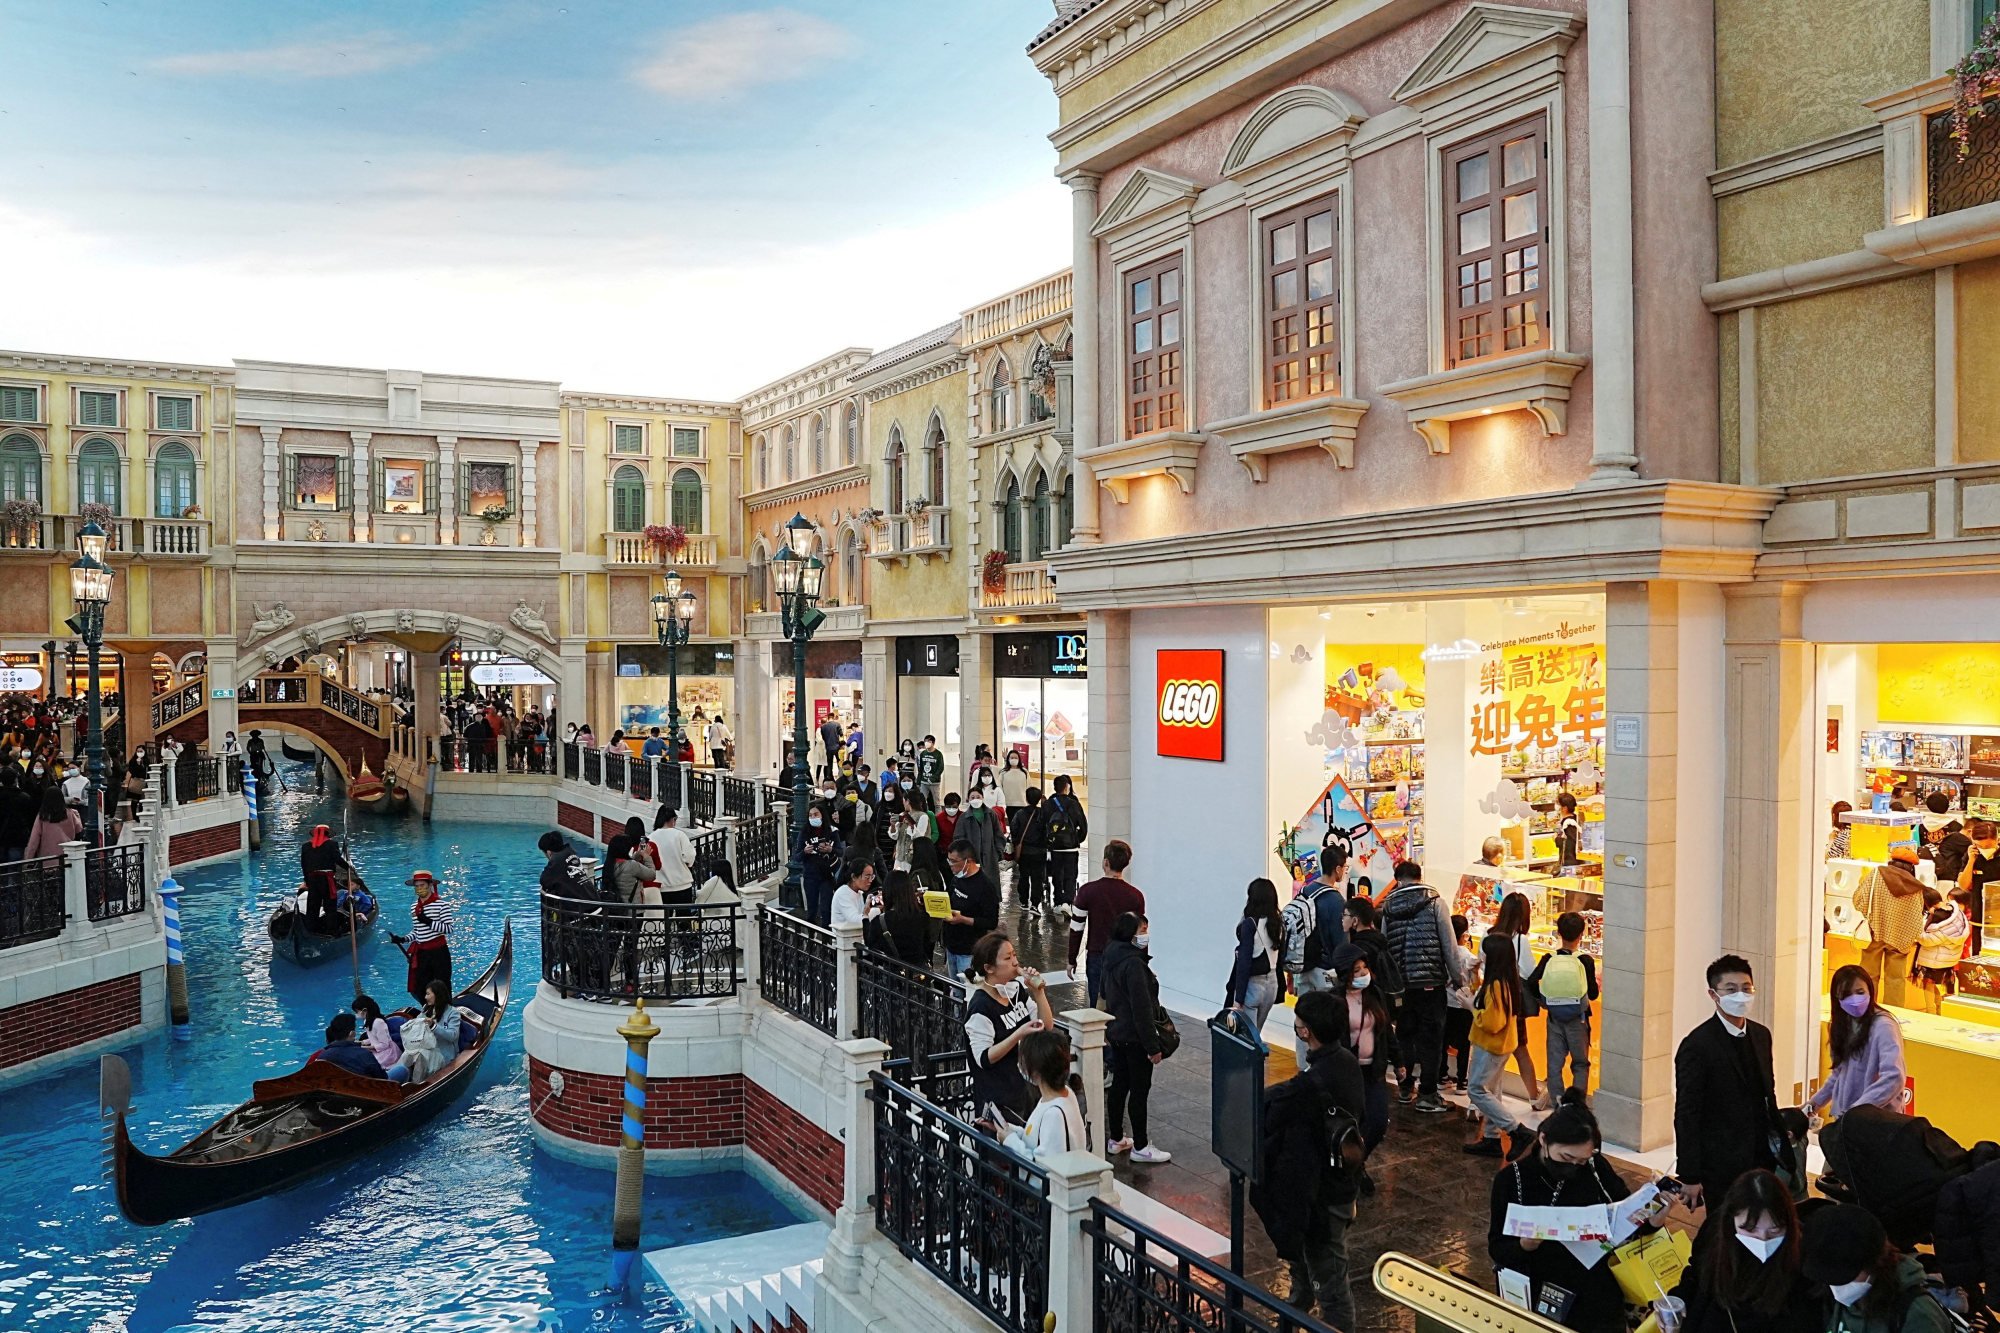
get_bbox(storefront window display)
[615,643,735,758]
[895,636,961,783]
[995,630,1087,798]
[772,640,863,773]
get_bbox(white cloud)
[152,30,431,78]
[634,8,855,101]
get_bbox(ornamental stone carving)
[261,647,279,667]
[299,626,321,650]
[522,645,543,666]
[247,602,295,642]
[508,599,553,643]
[347,613,369,641]
[484,623,505,647]
[396,609,416,632]
[442,614,461,638]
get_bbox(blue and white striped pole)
[242,761,261,851]
[159,875,191,1040]
[611,997,659,1289]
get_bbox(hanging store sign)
[470,662,557,687]
[1156,648,1225,762]
[896,635,960,677]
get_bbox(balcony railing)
[981,561,1058,609]
[85,843,147,922]
[562,741,580,779]
[909,508,950,552]
[320,679,381,730]
[539,896,742,1002]
[869,517,908,557]
[0,855,67,949]
[737,811,782,882]
[1086,1198,1338,1333]
[963,269,1072,347]
[57,515,133,554]
[171,754,222,804]
[1930,106,2000,218]
[605,749,627,793]
[629,755,653,802]
[142,518,210,557]
[0,516,52,552]
[605,532,720,567]
[856,946,966,1059]
[870,1072,1052,1333]
[152,676,205,731]
[757,905,838,1035]
[689,770,716,826]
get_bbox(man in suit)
[1673,954,1784,1216]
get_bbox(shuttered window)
[672,427,702,457]
[924,419,947,503]
[77,391,119,428]
[1002,475,1023,561]
[810,416,826,473]
[78,438,121,511]
[1263,194,1340,406]
[154,442,196,516]
[611,465,645,531]
[885,428,905,514]
[154,395,195,432]
[844,403,859,464]
[1445,115,1548,368]
[287,453,345,509]
[1125,255,1184,436]
[989,358,1012,432]
[613,423,645,453]
[1980,0,1998,39]
[0,434,42,503]
[0,386,38,422]
[1056,482,1073,549]
[1028,473,1051,562]
[461,460,515,516]
[670,467,703,532]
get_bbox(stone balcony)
[605,531,721,568]
[979,559,1058,611]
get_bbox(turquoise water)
[0,764,805,1332]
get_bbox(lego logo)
[1159,680,1220,728]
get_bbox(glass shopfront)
[616,643,736,760]
[995,630,1088,798]
[895,635,961,781]
[772,640,863,775]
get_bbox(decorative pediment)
[1222,86,1367,181]
[1091,167,1200,238]
[1393,3,1581,109]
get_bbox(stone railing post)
[679,763,692,817]
[1059,1007,1113,1159]
[738,878,774,997]
[754,780,767,817]
[1042,1150,1115,1333]
[832,919,864,1040]
[823,1037,891,1296]
[163,759,178,808]
[61,839,89,931]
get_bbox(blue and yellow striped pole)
[611,997,659,1288]
[158,875,191,1040]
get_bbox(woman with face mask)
[955,785,1006,894]
[1329,941,1397,1184]
[1808,966,1907,1121]
[1803,1204,1952,1333]
[1673,1170,1819,1333]
[1486,1092,1632,1333]
[799,800,845,925]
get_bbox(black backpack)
[1321,1101,1367,1176]
[1044,795,1085,851]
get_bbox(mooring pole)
[611,996,659,1289]
[159,875,191,1040]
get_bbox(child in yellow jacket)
[1466,933,1528,1158]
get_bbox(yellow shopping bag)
[1607,1230,1693,1307]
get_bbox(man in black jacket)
[1253,990,1366,1330]
[1673,954,1783,1217]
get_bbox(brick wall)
[528,1056,840,1211]
[556,801,594,841]
[0,973,143,1072]
[600,815,626,846]
[169,820,242,867]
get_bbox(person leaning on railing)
[0,766,36,862]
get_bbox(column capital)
[258,425,281,447]
[1061,169,1103,190]
[436,435,458,451]
[349,430,373,448]
[836,1036,890,1081]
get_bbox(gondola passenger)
[388,980,464,1084]
[309,1014,390,1080]
[351,995,404,1081]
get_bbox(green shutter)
[372,458,385,511]
[505,462,518,511]
[0,436,40,504]
[671,469,701,532]
[0,387,35,422]
[673,427,700,457]
[156,397,194,432]
[155,444,195,516]
[335,457,352,509]
[78,392,117,427]
[1003,484,1022,561]
[284,453,299,508]
[459,459,472,515]
[424,459,438,514]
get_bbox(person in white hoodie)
[1913,885,1970,1014]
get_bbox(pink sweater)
[1809,1014,1906,1117]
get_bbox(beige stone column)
[860,636,891,770]
[957,630,988,780]
[437,436,457,545]
[516,438,540,547]
[1064,172,1102,547]
[1596,582,1683,1150]
[1722,582,1817,1100]
[1085,610,1129,848]
[349,431,372,543]
[1585,0,1639,482]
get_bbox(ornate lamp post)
[771,513,824,906]
[648,568,698,757]
[66,520,114,845]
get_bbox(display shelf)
[1365,736,1424,746]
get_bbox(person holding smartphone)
[963,931,1052,1121]
[829,857,880,929]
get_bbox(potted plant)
[1,498,39,547]
[982,548,1010,593]
[1950,11,2000,155]
[643,523,689,563]
[477,502,513,545]
[80,502,114,547]
[180,503,203,519]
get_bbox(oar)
[346,873,361,996]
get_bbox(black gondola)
[101,921,512,1227]
[279,737,318,765]
[266,873,378,966]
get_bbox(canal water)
[0,764,804,1332]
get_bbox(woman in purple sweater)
[1809,965,1907,1119]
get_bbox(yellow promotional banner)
[1323,645,1427,728]
[1471,634,1604,757]
[1876,643,2000,727]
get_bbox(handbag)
[1153,1005,1181,1060]
[1607,1229,1692,1307]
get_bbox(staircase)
[645,1220,826,1333]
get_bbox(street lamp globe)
[800,555,825,602]
[674,590,697,631]
[782,512,819,563]
[77,519,109,566]
[771,544,801,597]
[661,567,683,604]
[649,592,671,634]
[69,553,112,606]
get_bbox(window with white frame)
[1125,255,1184,436]
[885,426,906,514]
[154,442,197,516]
[670,467,703,532]
[0,434,43,503]
[0,386,38,423]
[671,426,702,458]
[923,416,947,504]
[77,437,122,512]
[1263,195,1341,405]
[844,401,860,464]
[612,423,645,453]
[988,357,1012,432]
[77,390,119,428]
[811,414,827,473]
[782,425,796,480]
[154,395,196,432]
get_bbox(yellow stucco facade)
[859,351,967,626]
[1714,0,1930,167]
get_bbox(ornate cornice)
[560,391,738,417]
[742,464,869,511]
[0,350,234,385]
[861,357,964,404]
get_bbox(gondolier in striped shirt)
[391,871,455,1005]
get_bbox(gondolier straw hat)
[405,871,437,886]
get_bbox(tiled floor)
[995,886,1664,1331]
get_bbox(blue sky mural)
[0,2,1070,394]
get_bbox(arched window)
[753,435,769,490]
[782,425,796,480]
[1028,469,1052,562]
[0,434,42,504]
[885,427,906,515]
[611,464,645,531]
[843,402,860,465]
[811,414,827,474]
[1056,478,1074,550]
[78,437,121,512]
[841,527,862,605]
[670,467,703,532]
[923,415,947,505]
[1027,342,1054,423]
[1001,473,1023,562]
[154,441,196,517]
[749,541,769,609]
[988,357,1012,432]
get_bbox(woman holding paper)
[1487,1095,1634,1333]
[1673,1170,1819,1333]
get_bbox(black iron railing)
[151,677,204,731]
[758,905,838,1035]
[883,1049,975,1120]
[563,741,580,779]
[85,843,147,922]
[225,757,243,793]
[582,747,603,786]
[857,946,964,1058]
[438,734,463,773]
[630,757,653,802]
[689,771,716,826]
[173,754,221,804]
[871,1072,1051,1333]
[659,761,686,817]
[0,855,67,949]
[691,827,730,885]
[738,811,782,882]
[540,895,741,1001]
[322,680,381,730]
[762,782,790,814]
[721,774,758,820]
[1086,1199,1337,1333]
[605,750,627,793]
[1930,105,2000,217]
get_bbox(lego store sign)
[1157,649,1225,762]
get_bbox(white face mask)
[1133,933,1150,950]
[968,796,983,809]
[1735,1232,1784,1262]
[1716,991,1756,1018]
[1350,974,1372,991]
[1830,1279,1872,1308]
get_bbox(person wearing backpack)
[1381,860,1463,1114]
[1283,846,1350,995]
[1527,911,1599,1105]
[1226,878,1285,1034]
[1251,989,1366,1330]
[1044,774,1088,911]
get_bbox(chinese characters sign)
[1470,639,1604,757]
[1157,648,1225,761]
